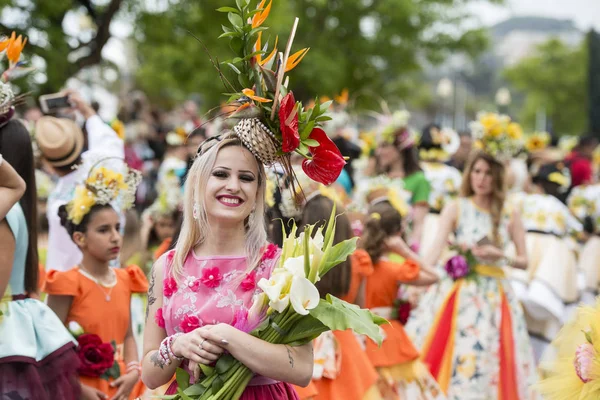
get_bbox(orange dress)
[154,238,172,261]
[364,258,420,367]
[44,265,149,399]
[293,381,319,399]
[341,249,375,305]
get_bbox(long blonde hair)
[460,150,506,245]
[170,132,267,281]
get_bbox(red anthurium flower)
[301,128,346,185]
[279,92,299,152]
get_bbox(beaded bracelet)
[158,333,184,365]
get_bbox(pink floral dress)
[158,245,300,399]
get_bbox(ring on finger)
[199,339,206,350]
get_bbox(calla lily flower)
[289,276,320,316]
[283,255,310,278]
[301,128,346,185]
[285,48,310,72]
[270,293,290,313]
[252,0,272,29]
[242,88,272,103]
[7,32,27,65]
[257,271,292,303]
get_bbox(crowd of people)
[2,9,600,400]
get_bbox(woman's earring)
[193,203,199,220]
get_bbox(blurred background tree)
[504,38,588,135]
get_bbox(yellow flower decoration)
[525,132,550,152]
[265,176,276,208]
[86,167,127,191]
[548,172,569,188]
[507,122,523,140]
[534,210,547,227]
[419,148,449,162]
[388,189,409,217]
[554,213,566,231]
[67,186,97,224]
[111,119,125,140]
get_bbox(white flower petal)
[270,294,290,313]
[283,256,308,278]
[289,276,320,316]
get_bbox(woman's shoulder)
[115,264,149,293]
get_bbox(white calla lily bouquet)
[164,206,386,399]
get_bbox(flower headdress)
[166,127,188,146]
[0,31,33,121]
[372,108,413,149]
[524,131,551,153]
[199,1,345,187]
[143,171,182,221]
[469,112,523,161]
[419,126,460,162]
[532,161,571,193]
[352,175,410,218]
[66,159,142,224]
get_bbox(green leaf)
[322,203,337,252]
[216,6,240,14]
[218,31,241,39]
[238,74,251,88]
[216,354,236,375]
[304,226,311,279]
[226,63,241,74]
[249,27,269,38]
[222,25,232,34]
[320,100,333,112]
[199,363,215,377]
[298,143,309,154]
[309,295,387,345]
[235,0,247,11]
[320,237,358,277]
[228,12,243,28]
[176,388,192,400]
[584,330,594,344]
[303,138,319,147]
[315,115,332,122]
[176,368,191,390]
[211,376,224,393]
[300,121,315,141]
[183,383,206,396]
[277,313,329,345]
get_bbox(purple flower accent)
[445,255,470,280]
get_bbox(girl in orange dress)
[44,163,149,400]
[298,194,382,400]
[361,200,445,400]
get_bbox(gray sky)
[468,0,600,31]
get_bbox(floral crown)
[199,1,345,187]
[66,160,142,224]
[352,175,410,218]
[0,31,33,121]
[143,171,182,220]
[370,108,413,148]
[524,131,551,153]
[470,112,523,161]
[419,127,460,162]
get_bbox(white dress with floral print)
[405,198,540,400]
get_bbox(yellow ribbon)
[474,265,506,279]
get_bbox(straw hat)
[35,116,84,167]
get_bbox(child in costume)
[298,194,382,400]
[45,163,148,400]
[405,145,540,399]
[360,200,443,400]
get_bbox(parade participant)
[44,163,147,400]
[36,90,124,272]
[565,135,598,189]
[418,124,462,256]
[297,194,381,400]
[360,201,442,399]
[568,180,600,293]
[0,46,81,396]
[508,162,582,343]
[405,147,539,399]
[373,111,430,250]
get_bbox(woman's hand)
[110,371,139,400]
[471,244,504,262]
[81,384,108,400]
[171,326,228,366]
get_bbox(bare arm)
[0,220,15,299]
[409,203,428,248]
[385,237,440,287]
[0,158,26,220]
[423,200,458,266]
[508,210,528,270]
[46,294,74,323]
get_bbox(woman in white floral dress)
[405,150,540,400]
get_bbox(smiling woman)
[141,132,313,399]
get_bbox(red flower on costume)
[261,243,278,261]
[76,334,115,377]
[189,279,202,292]
[397,300,412,325]
[155,308,165,329]
[240,271,257,292]
[180,314,202,333]
[279,92,299,152]
[164,277,178,297]
[200,267,222,288]
[301,128,346,185]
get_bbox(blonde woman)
[405,150,540,399]
[141,133,312,398]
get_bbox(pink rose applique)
[188,278,202,292]
[240,271,257,292]
[261,243,278,261]
[164,277,178,297]
[155,308,165,329]
[180,314,202,333]
[200,267,222,288]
